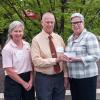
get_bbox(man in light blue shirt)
[65,13,100,100]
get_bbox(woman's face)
[11,26,23,42]
[71,16,84,36]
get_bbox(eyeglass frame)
[71,21,83,26]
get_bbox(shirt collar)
[9,39,25,48]
[41,30,54,39]
[70,29,87,42]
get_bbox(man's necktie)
[48,35,60,73]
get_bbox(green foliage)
[0,0,100,44]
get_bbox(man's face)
[41,14,55,34]
[71,16,84,36]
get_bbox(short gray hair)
[42,12,55,22]
[71,13,84,22]
[8,21,24,34]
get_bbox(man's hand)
[56,54,69,62]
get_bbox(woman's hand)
[64,77,69,90]
[22,81,30,91]
[28,78,33,90]
[68,57,82,62]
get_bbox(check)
[64,52,76,57]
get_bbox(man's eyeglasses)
[71,21,83,25]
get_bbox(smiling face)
[41,13,55,34]
[10,26,24,42]
[71,16,84,36]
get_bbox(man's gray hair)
[42,12,55,22]
[71,13,84,22]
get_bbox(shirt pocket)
[75,42,87,56]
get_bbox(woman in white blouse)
[2,21,35,100]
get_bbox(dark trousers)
[4,72,35,100]
[35,72,65,100]
[69,76,97,100]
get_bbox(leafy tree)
[0,0,100,45]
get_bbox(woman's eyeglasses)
[71,21,83,25]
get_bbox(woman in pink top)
[2,21,35,100]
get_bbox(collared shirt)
[2,39,32,75]
[31,30,68,77]
[65,29,100,78]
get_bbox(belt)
[36,71,63,77]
